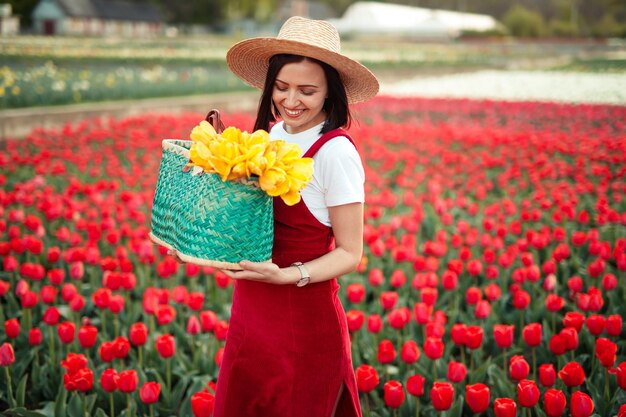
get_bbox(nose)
[284,89,299,107]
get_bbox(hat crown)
[277,16,341,54]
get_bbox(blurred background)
[1,0,625,137]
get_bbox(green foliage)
[502,4,546,37]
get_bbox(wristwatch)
[291,262,311,287]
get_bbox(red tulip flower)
[543,388,566,417]
[99,341,115,363]
[464,325,484,349]
[355,364,379,392]
[140,381,161,404]
[447,361,467,383]
[29,328,43,346]
[78,324,98,349]
[200,311,218,332]
[560,327,579,351]
[156,304,176,325]
[509,355,530,381]
[400,340,420,364]
[539,363,556,387]
[60,353,88,375]
[522,322,542,347]
[0,342,15,366]
[191,388,215,417]
[517,379,539,408]
[4,318,21,340]
[383,380,405,409]
[64,367,94,392]
[493,324,514,348]
[493,397,517,417]
[466,383,490,414]
[450,323,467,346]
[156,334,176,358]
[570,391,594,417]
[558,361,585,387]
[406,374,425,397]
[388,307,410,330]
[100,368,119,393]
[606,314,622,337]
[430,381,454,411]
[118,369,138,393]
[57,321,76,344]
[187,315,202,335]
[549,333,567,356]
[185,291,204,311]
[613,361,626,391]
[512,289,530,310]
[563,311,585,331]
[113,336,131,359]
[595,337,617,368]
[423,337,444,360]
[380,291,398,310]
[585,314,605,336]
[618,404,626,417]
[367,314,383,333]
[129,322,148,346]
[346,283,366,303]
[377,339,396,364]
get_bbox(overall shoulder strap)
[303,128,355,158]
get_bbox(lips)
[283,107,304,118]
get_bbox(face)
[272,59,328,134]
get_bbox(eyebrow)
[275,78,319,89]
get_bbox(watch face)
[296,277,310,287]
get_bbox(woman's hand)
[220,260,297,285]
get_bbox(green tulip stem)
[24,308,32,334]
[470,351,475,376]
[460,347,466,366]
[5,366,15,408]
[191,334,197,364]
[48,326,56,365]
[605,367,610,401]
[415,397,420,417]
[503,348,508,371]
[101,310,108,340]
[150,404,155,417]
[138,346,143,368]
[363,393,372,417]
[109,392,115,417]
[433,359,438,381]
[81,392,88,417]
[393,408,398,417]
[127,393,133,417]
[166,357,172,393]
[532,348,536,381]
[0,302,5,324]
[114,315,120,338]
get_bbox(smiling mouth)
[283,108,304,117]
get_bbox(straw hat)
[226,16,379,104]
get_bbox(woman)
[214,16,379,417]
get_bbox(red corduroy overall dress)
[212,129,361,417]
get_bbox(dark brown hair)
[253,54,351,134]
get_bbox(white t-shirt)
[269,121,365,227]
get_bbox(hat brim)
[226,38,379,104]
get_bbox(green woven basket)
[149,139,274,270]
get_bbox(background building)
[31,0,163,36]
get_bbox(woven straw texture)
[149,139,273,270]
[226,16,379,104]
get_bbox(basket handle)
[205,109,225,133]
[182,109,225,173]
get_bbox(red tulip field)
[1,96,625,416]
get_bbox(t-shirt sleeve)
[318,137,365,207]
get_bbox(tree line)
[8,0,626,37]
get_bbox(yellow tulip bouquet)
[187,120,314,206]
